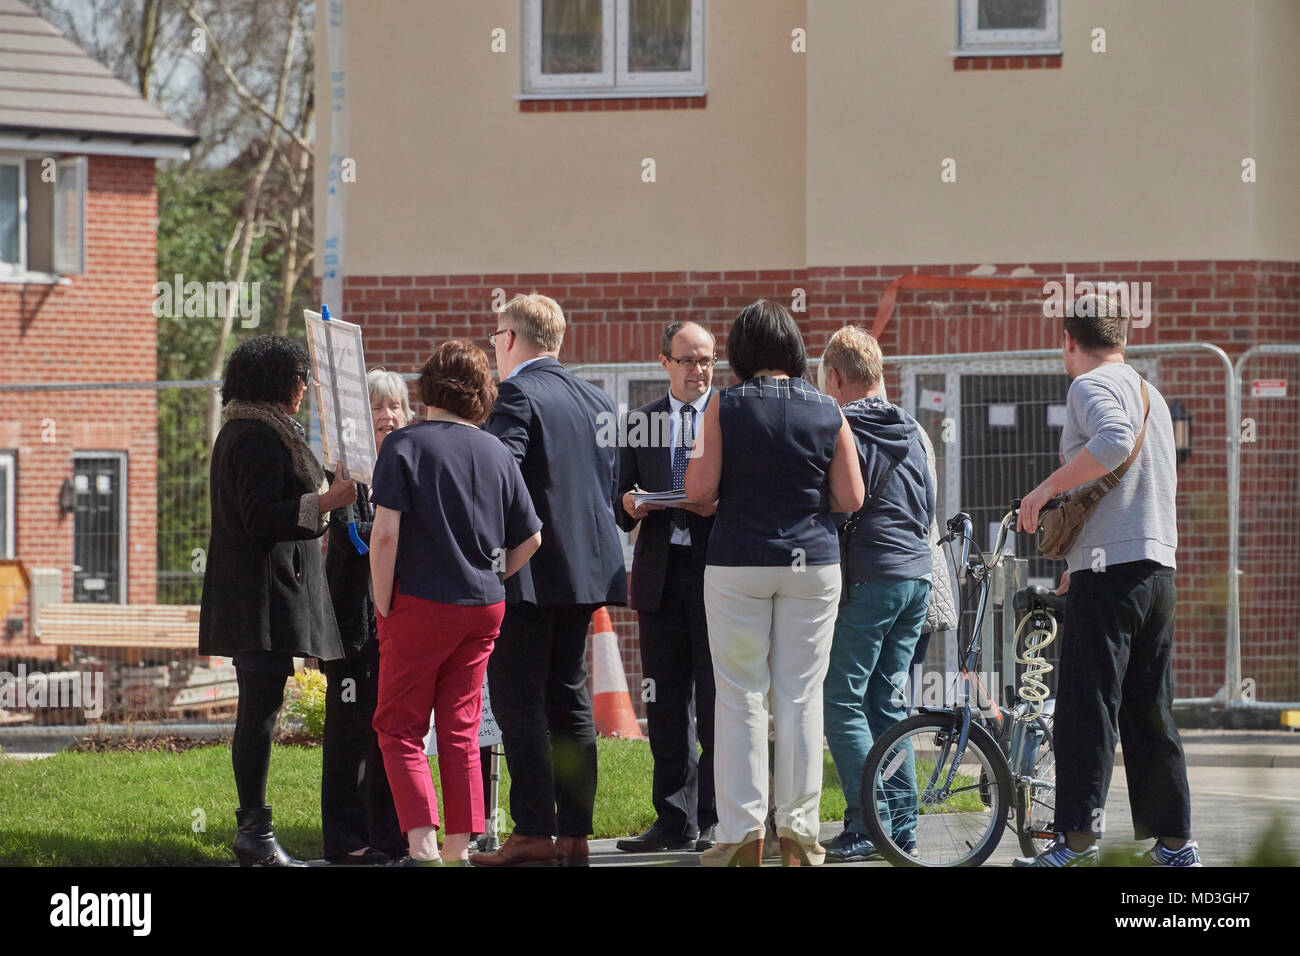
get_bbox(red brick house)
[0,0,196,663]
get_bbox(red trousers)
[373,585,503,835]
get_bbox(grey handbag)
[918,428,956,634]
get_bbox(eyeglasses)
[488,328,514,346]
[664,355,715,369]
[296,372,312,386]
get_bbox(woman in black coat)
[198,335,354,866]
[320,368,410,864]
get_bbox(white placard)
[304,309,377,484]
[1046,404,1068,428]
[1251,379,1287,398]
[919,388,946,411]
[74,474,88,492]
[95,474,111,494]
[988,403,1017,428]
[424,677,502,754]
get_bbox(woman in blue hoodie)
[818,326,935,863]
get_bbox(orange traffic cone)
[590,606,643,739]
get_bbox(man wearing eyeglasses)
[470,292,628,868]
[615,320,720,853]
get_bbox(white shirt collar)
[507,356,547,380]
[668,389,711,415]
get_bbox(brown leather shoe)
[554,836,589,867]
[469,833,556,867]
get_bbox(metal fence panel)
[1234,345,1300,706]
[0,342,1249,726]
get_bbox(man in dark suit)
[615,320,719,852]
[471,292,628,868]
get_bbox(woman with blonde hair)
[321,368,414,865]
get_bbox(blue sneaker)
[1135,839,1202,867]
[1012,836,1099,867]
[824,830,880,863]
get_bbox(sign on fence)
[424,677,502,754]
[1250,379,1287,398]
[304,308,377,484]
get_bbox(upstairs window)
[956,0,1061,55]
[523,0,706,97]
[0,155,86,279]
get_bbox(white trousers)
[703,563,841,844]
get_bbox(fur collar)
[221,400,327,496]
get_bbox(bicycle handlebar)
[942,497,1065,573]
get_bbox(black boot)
[233,806,308,867]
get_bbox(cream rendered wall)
[1250,0,1300,260]
[314,0,807,276]
[805,0,1287,265]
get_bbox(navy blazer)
[486,357,628,607]
[616,391,715,613]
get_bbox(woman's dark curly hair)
[221,335,311,407]
[418,339,497,424]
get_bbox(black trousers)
[638,546,716,835]
[232,667,287,811]
[1055,560,1191,841]
[321,643,406,859]
[487,602,599,837]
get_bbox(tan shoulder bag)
[1037,379,1150,561]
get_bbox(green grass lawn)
[0,740,849,866]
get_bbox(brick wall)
[340,260,1299,706]
[0,155,159,659]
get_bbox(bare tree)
[30,0,318,440]
[175,0,310,442]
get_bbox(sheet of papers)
[630,488,690,507]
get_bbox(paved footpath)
[592,730,1300,867]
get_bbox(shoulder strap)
[1100,378,1150,490]
[842,452,905,536]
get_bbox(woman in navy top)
[686,300,864,866]
[369,340,542,865]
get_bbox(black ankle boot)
[233,805,308,867]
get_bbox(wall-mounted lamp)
[59,477,76,517]
[1169,400,1192,465]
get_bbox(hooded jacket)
[840,396,935,583]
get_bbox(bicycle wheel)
[861,712,1014,867]
[1015,710,1057,857]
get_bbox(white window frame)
[0,158,27,277]
[955,0,1062,56]
[523,0,616,92]
[522,0,706,98]
[71,450,128,604]
[0,151,85,283]
[614,0,705,91]
[0,451,14,560]
[53,155,86,275]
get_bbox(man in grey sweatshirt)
[1015,292,1198,867]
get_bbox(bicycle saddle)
[1013,584,1066,616]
